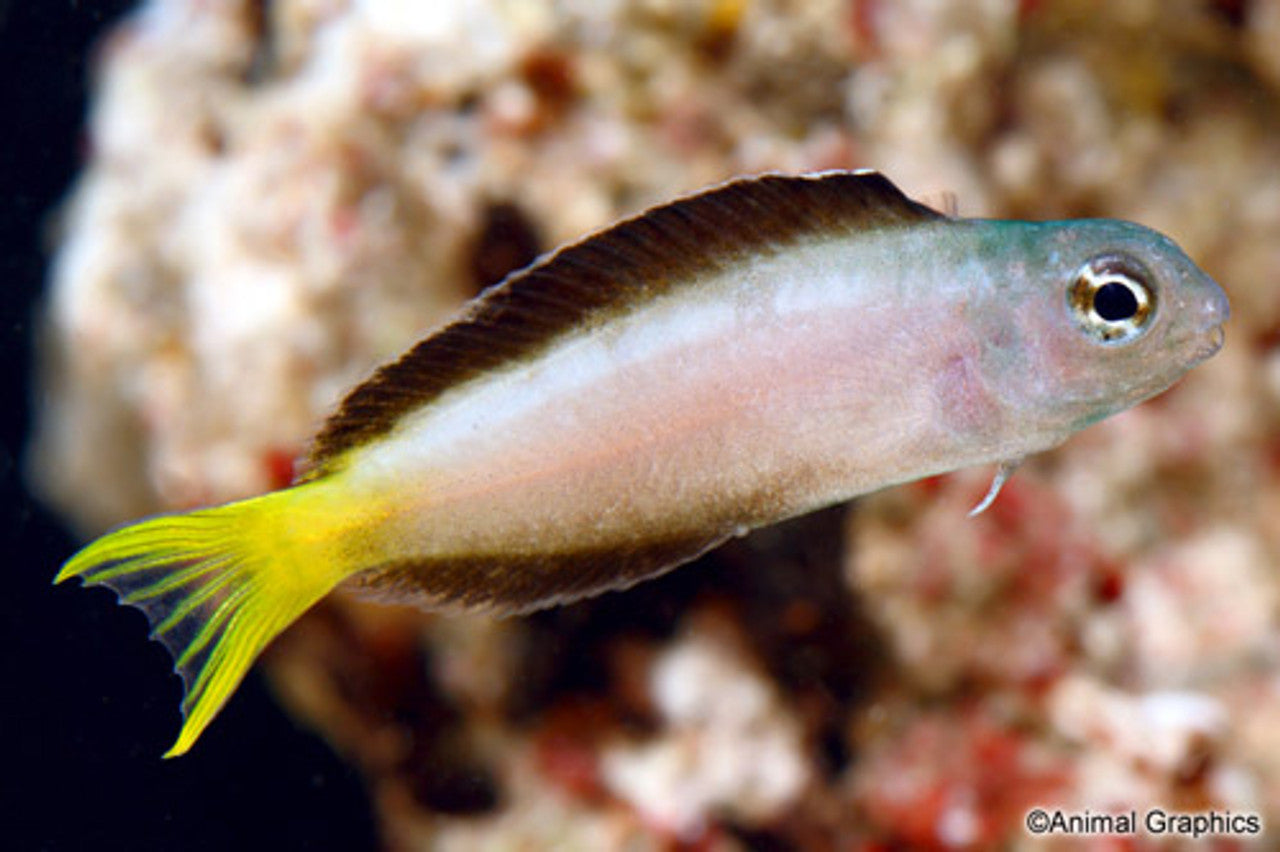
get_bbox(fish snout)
[1189,284,1229,363]
[1199,284,1231,332]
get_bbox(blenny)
[57,171,1229,755]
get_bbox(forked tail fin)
[55,484,358,757]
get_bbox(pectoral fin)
[968,457,1023,517]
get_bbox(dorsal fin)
[301,171,942,478]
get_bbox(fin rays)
[303,171,941,477]
[56,488,354,756]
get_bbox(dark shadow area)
[0,4,377,849]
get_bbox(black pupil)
[1094,280,1139,321]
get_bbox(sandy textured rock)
[34,0,1280,847]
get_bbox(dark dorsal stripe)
[301,171,943,478]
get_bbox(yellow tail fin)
[55,484,358,757]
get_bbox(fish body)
[56,172,1229,755]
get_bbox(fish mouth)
[1190,324,1226,364]
[1185,283,1228,365]
[1187,277,1229,365]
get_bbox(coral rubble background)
[18,0,1280,849]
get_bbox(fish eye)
[1067,254,1156,344]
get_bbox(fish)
[55,170,1229,756]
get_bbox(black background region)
[0,4,377,849]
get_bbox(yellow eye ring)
[1068,255,1156,344]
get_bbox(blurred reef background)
[15,0,1280,849]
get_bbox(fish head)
[987,219,1229,439]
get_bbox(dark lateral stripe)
[301,171,943,478]
[344,530,730,614]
